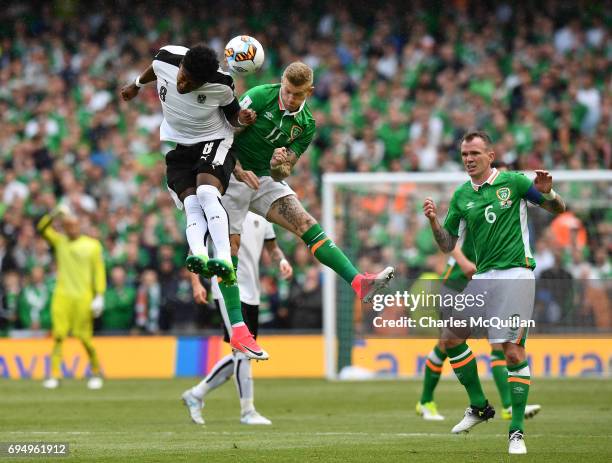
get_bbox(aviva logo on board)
[0,355,99,379]
[0,337,176,379]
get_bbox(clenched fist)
[423,197,438,221]
[120,83,139,101]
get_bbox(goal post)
[322,170,612,380]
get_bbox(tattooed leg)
[267,194,361,284]
[266,194,316,236]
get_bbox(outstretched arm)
[120,64,156,101]
[36,204,69,246]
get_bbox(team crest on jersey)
[289,125,303,141]
[197,94,207,104]
[496,187,512,208]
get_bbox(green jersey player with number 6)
[417,162,541,424]
[423,131,566,455]
[225,62,394,303]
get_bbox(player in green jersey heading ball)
[423,131,565,455]
[224,62,394,303]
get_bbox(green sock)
[218,280,244,325]
[232,255,238,270]
[508,360,531,432]
[447,342,487,408]
[420,345,447,404]
[301,224,359,283]
[491,350,511,408]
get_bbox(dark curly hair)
[182,44,219,83]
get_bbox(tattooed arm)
[431,221,458,253]
[540,195,566,215]
[532,170,566,214]
[423,197,458,253]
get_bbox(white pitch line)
[3,431,611,438]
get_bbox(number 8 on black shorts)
[165,138,236,197]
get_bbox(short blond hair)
[282,62,313,87]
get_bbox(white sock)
[191,353,234,399]
[196,184,231,262]
[183,195,207,256]
[233,352,254,414]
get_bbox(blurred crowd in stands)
[0,0,609,335]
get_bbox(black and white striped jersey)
[152,45,236,145]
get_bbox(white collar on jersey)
[278,92,306,116]
[470,168,499,191]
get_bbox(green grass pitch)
[0,378,610,462]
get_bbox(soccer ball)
[224,35,265,75]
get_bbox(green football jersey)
[443,170,543,274]
[234,84,316,176]
[441,229,477,292]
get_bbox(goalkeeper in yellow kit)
[37,205,106,390]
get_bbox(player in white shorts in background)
[120,43,266,359]
[182,212,293,425]
[417,162,541,423]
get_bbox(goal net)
[322,170,612,380]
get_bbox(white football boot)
[240,410,272,425]
[181,389,205,425]
[87,377,104,390]
[416,402,445,421]
[524,404,541,418]
[42,378,60,389]
[451,402,495,433]
[508,430,527,454]
[502,404,542,420]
